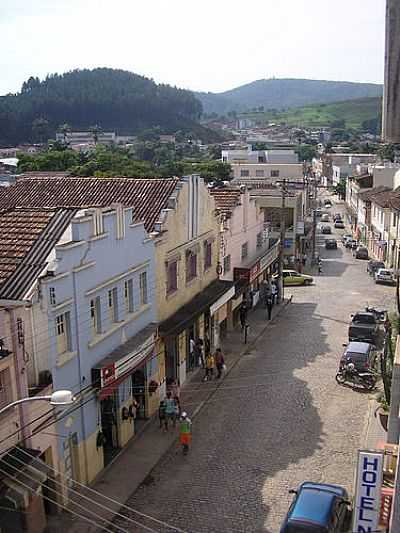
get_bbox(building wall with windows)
[37,206,156,484]
[231,163,303,181]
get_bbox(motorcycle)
[335,366,376,391]
[365,304,387,323]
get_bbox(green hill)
[0,68,217,146]
[196,79,383,115]
[242,97,382,130]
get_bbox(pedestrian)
[204,352,215,381]
[189,336,196,368]
[318,259,323,274]
[302,253,307,267]
[204,335,210,358]
[271,282,277,305]
[164,391,177,431]
[195,338,205,368]
[158,400,166,429]
[266,295,273,320]
[239,301,247,330]
[171,379,181,413]
[179,411,192,455]
[215,348,225,379]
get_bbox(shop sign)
[250,260,261,282]
[97,334,156,389]
[353,450,383,532]
[260,242,279,270]
[210,285,235,315]
[284,239,293,248]
[296,221,305,235]
[233,267,250,283]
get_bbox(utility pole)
[277,179,287,303]
[311,175,318,264]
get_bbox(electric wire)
[0,464,120,533]
[10,448,187,533]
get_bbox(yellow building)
[151,175,234,388]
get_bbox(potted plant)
[375,392,389,431]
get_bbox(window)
[167,261,178,294]
[255,169,264,177]
[90,297,102,334]
[256,232,263,249]
[223,255,231,274]
[55,312,72,354]
[139,271,148,306]
[49,287,56,306]
[270,170,280,178]
[393,214,397,227]
[240,169,249,177]
[108,288,118,323]
[241,242,248,260]
[0,368,12,409]
[204,241,212,270]
[124,279,134,313]
[186,252,197,281]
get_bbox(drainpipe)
[8,307,31,447]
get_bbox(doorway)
[100,395,119,466]
[165,337,179,382]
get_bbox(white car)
[375,268,395,285]
[321,214,330,222]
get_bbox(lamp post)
[0,390,75,417]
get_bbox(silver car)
[375,268,395,285]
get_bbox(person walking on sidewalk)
[239,301,247,330]
[266,295,273,321]
[271,282,277,305]
[204,352,215,381]
[158,400,166,429]
[164,391,177,431]
[179,412,192,455]
[215,348,225,379]
[195,338,205,368]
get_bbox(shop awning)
[159,279,234,337]
[92,323,158,396]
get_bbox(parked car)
[348,312,379,343]
[325,239,337,250]
[367,260,385,276]
[321,214,330,222]
[340,341,376,372]
[334,220,345,229]
[324,199,332,208]
[274,270,314,286]
[375,268,396,285]
[341,234,352,245]
[280,481,351,533]
[316,207,322,217]
[354,246,368,260]
[333,213,342,222]
[345,239,357,249]
[321,225,332,234]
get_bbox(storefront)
[209,285,236,349]
[91,323,158,464]
[159,279,235,386]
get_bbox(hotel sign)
[353,450,383,532]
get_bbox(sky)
[0,0,386,96]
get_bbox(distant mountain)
[0,68,217,146]
[196,78,383,115]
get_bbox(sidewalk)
[48,297,292,533]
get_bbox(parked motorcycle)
[335,363,376,391]
[365,304,387,323]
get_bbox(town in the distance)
[0,2,400,533]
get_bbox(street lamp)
[0,390,75,416]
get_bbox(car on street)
[325,239,337,250]
[316,207,322,217]
[354,246,368,260]
[348,311,378,343]
[320,225,332,234]
[345,238,357,249]
[274,270,314,286]
[321,214,330,222]
[333,213,342,222]
[340,341,376,372]
[375,268,396,285]
[341,234,352,245]
[334,220,345,229]
[280,481,351,533]
[324,199,332,208]
[367,260,385,276]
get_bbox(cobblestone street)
[115,204,395,533]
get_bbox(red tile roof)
[209,188,242,216]
[0,208,77,299]
[0,177,179,232]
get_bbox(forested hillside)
[0,68,204,146]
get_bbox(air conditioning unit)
[39,370,53,386]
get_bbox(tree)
[295,145,317,162]
[378,143,396,163]
[333,178,346,200]
[32,118,50,144]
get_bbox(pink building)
[210,187,280,326]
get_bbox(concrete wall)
[383,0,400,143]
[231,163,303,181]
[220,191,265,281]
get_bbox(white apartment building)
[222,149,298,164]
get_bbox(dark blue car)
[280,482,351,532]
